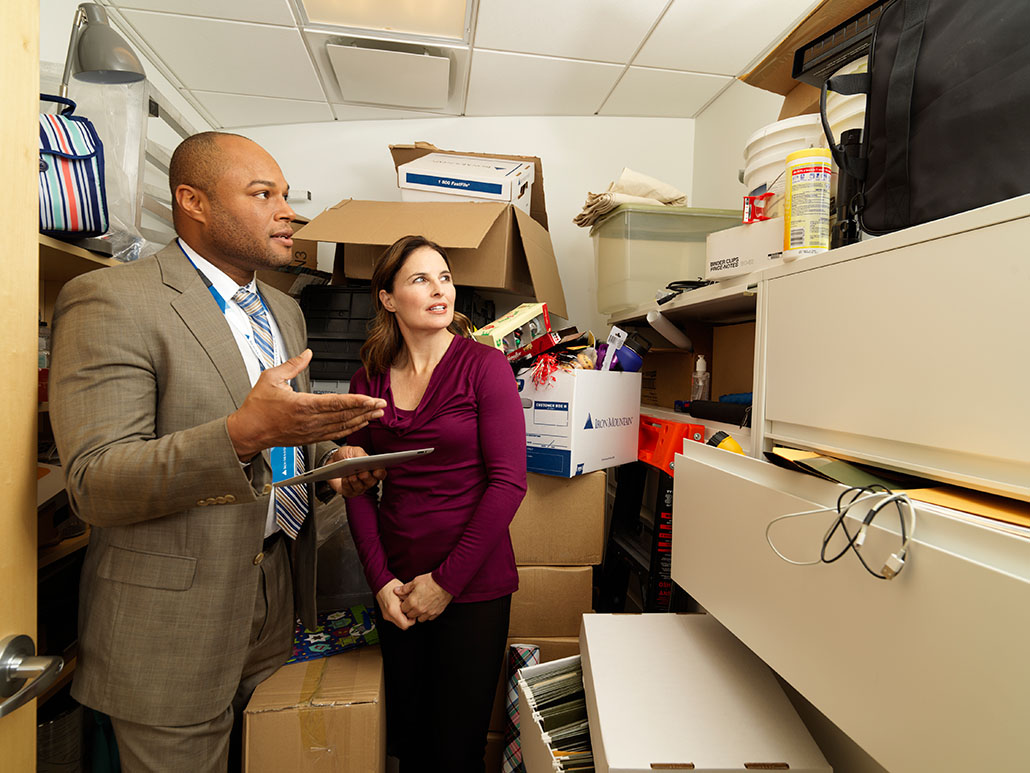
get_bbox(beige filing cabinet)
[609,194,1030,772]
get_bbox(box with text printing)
[518,369,641,478]
[398,152,535,213]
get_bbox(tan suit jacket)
[50,243,338,726]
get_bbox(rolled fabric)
[502,643,541,773]
[646,310,694,351]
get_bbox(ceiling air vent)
[327,40,450,110]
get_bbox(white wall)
[243,116,695,336]
[691,80,784,209]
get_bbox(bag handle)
[883,0,930,229]
[39,93,77,116]
[820,72,869,180]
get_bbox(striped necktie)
[233,287,308,539]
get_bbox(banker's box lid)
[245,647,383,713]
[580,614,831,773]
[390,142,548,230]
[398,152,534,194]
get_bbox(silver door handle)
[0,635,64,718]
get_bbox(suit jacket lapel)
[158,244,254,409]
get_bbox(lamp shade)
[61,3,144,94]
[74,21,145,84]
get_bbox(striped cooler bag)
[39,94,109,238]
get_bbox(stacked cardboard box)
[244,646,385,772]
[487,471,606,758]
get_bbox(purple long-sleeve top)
[344,335,527,603]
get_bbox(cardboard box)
[510,472,606,565]
[705,216,788,280]
[742,0,876,95]
[518,369,641,478]
[517,655,583,773]
[484,731,504,773]
[509,566,593,638]
[580,614,831,773]
[398,152,535,213]
[244,647,385,772]
[490,636,581,732]
[711,322,756,401]
[298,200,567,318]
[390,142,549,231]
[474,302,551,353]
[778,81,822,120]
[255,266,332,297]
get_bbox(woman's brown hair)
[360,235,474,377]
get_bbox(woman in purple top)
[344,234,527,771]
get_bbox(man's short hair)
[168,131,245,205]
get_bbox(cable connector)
[882,552,905,580]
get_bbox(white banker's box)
[398,152,535,212]
[518,369,641,478]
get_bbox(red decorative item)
[531,354,560,389]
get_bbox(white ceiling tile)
[109,0,295,26]
[465,51,623,116]
[330,104,450,121]
[120,11,324,100]
[600,67,730,117]
[474,0,669,63]
[635,0,820,76]
[192,91,333,128]
[305,31,469,115]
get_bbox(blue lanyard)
[178,240,278,368]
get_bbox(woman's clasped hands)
[376,574,453,630]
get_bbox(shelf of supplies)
[37,651,76,708]
[39,234,120,282]
[607,274,758,327]
[38,528,90,570]
[640,405,752,445]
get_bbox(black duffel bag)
[821,0,1030,236]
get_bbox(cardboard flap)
[295,199,505,249]
[390,142,549,230]
[513,206,567,319]
[246,648,383,713]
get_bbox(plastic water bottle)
[691,355,710,401]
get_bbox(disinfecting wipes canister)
[783,147,832,260]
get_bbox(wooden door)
[0,0,41,769]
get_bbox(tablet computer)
[272,447,434,488]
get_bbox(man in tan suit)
[49,132,386,771]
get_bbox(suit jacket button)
[215,496,227,504]
[197,499,208,507]
[225,494,236,504]
[253,552,265,566]
[263,484,273,494]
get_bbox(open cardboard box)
[295,143,567,318]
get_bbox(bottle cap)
[695,355,707,373]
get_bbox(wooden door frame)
[0,0,41,767]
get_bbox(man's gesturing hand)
[226,349,385,461]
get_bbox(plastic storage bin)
[591,205,740,315]
[300,285,374,381]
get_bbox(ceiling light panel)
[474,0,668,63]
[328,43,450,109]
[108,0,296,26]
[305,30,470,115]
[635,0,820,76]
[301,0,469,41]
[466,51,623,116]
[119,11,324,100]
[600,67,730,117]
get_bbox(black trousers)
[376,594,511,773]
